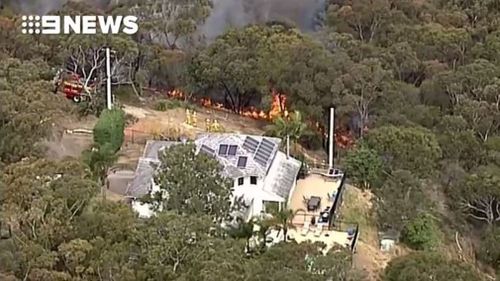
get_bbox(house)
[125,140,179,218]
[126,133,302,220]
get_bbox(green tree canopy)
[344,145,384,189]
[364,125,442,177]
[383,252,485,281]
[148,143,233,221]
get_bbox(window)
[237,156,247,168]
[228,145,238,155]
[250,176,257,185]
[263,201,279,214]
[218,144,228,155]
[238,177,244,186]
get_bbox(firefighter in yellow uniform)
[205,118,211,131]
[185,109,192,125]
[211,119,221,132]
[192,111,197,127]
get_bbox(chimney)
[286,135,290,159]
[328,107,335,169]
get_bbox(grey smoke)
[1,0,326,38]
[200,0,326,40]
[0,0,110,14]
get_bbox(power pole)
[328,107,335,170]
[106,47,112,110]
[286,135,290,159]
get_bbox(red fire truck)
[56,72,94,103]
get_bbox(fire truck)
[54,71,94,103]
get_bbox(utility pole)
[286,135,290,159]
[328,107,335,170]
[105,47,112,110]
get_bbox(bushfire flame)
[315,122,356,149]
[165,88,287,121]
[164,88,356,149]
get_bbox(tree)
[331,58,392,137]
[401,212,442,250]
[92,108,126,152]
[227,220,255,252]
[363,125,442,177]
[246,242,355,281]
[375,169,429,232]
[344,145,383,189]
[129,0,213,50]
[187,24,304,113]
[383,41,421,83]
[326,0,393,43]
[0,57,71,164]
[61,34,140,98]
[477,227,500,272]
[148,143,233,221]
[264,37,341,121]
[269,207,298,242]
[0,159,98,279]
[131,212,218,279]
[436,115,486,171]
[83,143,118,186]
[383,252,485,281]
[448,170,500,225]
[265,111,309,152]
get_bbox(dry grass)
[338,186,408,280]
[339,186,376,244]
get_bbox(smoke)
[1,0,326,38]
[0,0,110,15]
[200,0,326,40]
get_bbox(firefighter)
[211,119,222,132]
[192,111,197,127]
[185,109,192,125]
[205,118,211,131]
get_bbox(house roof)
[125,140,179,198]
[194,133,282,178]
[127,134,300,202]
[265,151,302,199]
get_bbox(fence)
[124,128,155,145]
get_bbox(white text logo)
[21,15,139,35]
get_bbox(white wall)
[131,178,164,218]
[232,175,266,219]
[233,176,262,189]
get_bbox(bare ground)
[118,104,269,167]
[339,186,408,280]
[43,115,97,160]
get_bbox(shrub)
[155,100,167,111]
[298,131,323,150]
[154,99,195,111]
[401,213,441,250]
[476,227,500,271]
[93,108,126,152]
[344,145,384,189]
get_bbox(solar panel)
[254,138,276,167]
[228,145,237,156]
[218,144,228,155]
[242,137,259,153]
[237,156,247,168]
[200,145,215,156]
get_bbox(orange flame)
[162,87,357,148]
[315,122,355,149]
[164,88,287,121]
